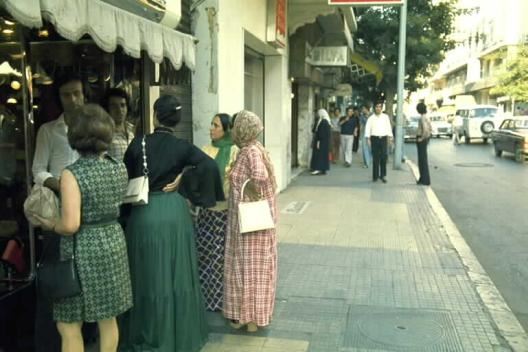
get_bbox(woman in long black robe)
[310,109,331,175]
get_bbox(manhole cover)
[281,201,311,214]
[344,306,463,351]
[454,162,494,168]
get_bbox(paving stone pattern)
[203,163,511,352]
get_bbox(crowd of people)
[310,101,431,185]
[31,73,278,352]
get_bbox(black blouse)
[124,127,210,192]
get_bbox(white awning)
[2,0,196,70]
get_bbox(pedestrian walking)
[223,110,278,333]
[35,104,132,352]
[352,108,360,153]
[339,106,358,167]
[120,95,216,352]
[416,102,432,185]
[330,107,341,163]
[365,101,393,183]
[310,109,331,175]
[196,113,239,311]
[360,104,372,168]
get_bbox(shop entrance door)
[244,48,264,144]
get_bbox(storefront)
[0,0,195,349]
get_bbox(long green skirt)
[119,192,208,352]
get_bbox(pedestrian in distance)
[310,109,331,175]
[35,104,133,352]
[416,102,432,186]
[119,95,219,352]
[339,106,359,167]
[223,110,278,333]
[102,88,134,161]
[365,101,393,183]
[195,113,239,311]
[330,107,341,163]
[360,104,372,168]
[352,107,361,153]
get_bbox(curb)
[406,160,528,352]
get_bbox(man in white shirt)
[32,73,84,352]
[32,75,84,192]
[365,102,393,183]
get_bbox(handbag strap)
[141,135,149,176]
[240,179,263,201]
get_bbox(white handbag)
[23,184,60,227]
[123,136,149,205]
[238,179,275,234]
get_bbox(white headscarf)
[316,108,331,130]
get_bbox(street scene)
[0,0,528,351]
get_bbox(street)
[405,137,528,331]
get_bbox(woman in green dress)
[36,104,132,352]
[120,95,222,352]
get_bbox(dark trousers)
[371,136,388,180]
[416,139,430,185]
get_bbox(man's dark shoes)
[381,177,387,183]
[372,178,378,182]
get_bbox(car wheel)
[494,143,502,157]
[481,121,494,134]
[515,145,525,163]
[447,134,453,139]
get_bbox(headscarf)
[316,108,331,130]
[153,95,182,126]
[212,132,234,182]
[232,110,277,191]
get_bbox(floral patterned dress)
[53,156,132,322]
[223,144,278,326]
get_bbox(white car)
[429,113,452,138]
[456,105,504,144]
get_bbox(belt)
[81,218,118,228]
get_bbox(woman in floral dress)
[223,110,278,333]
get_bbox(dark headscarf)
[154,95,182,126]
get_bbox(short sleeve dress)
[53,156,133,323]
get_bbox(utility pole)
[393,0,407,169]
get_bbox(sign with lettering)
[267,0,287,48]
[328,0,404,6]
[307,46,349,67]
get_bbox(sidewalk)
[202,155,528,352]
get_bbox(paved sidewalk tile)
[203,159,515,352]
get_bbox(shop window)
[244,48,265,144]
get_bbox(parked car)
[457,105,504,144]
[429,113,452,138]
[491,117,528,163]
[404,116,420,142]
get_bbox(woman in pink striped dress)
[223,110,278,333]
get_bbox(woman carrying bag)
[223,110,278,333]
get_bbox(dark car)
[491,117,528,163]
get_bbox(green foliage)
[354,0,456,100]
[490,47,528,101]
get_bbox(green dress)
[53,156,132,323]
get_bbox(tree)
[354,0,456,115]
[490,47,528,102]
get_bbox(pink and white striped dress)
[223,144,278,327]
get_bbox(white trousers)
[340,134,354,164]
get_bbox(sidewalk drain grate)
[454,162,494,168]
[344,306,463,351]
[281,201,311,214]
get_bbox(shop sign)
[267,0,287,48]
[100,0,181,28]
[307,46,349,67]
[328,0,404,6]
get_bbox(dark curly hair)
[68,104,114,155]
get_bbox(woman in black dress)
[120,95,223,352]
[310,109,331,175]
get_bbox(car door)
[503,120,516,153]
[495,119,509,150]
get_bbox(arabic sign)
[267,0,287,48]
[307,46,349,67]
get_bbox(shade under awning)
[2,0,196,70]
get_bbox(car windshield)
[470,108,497,118]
